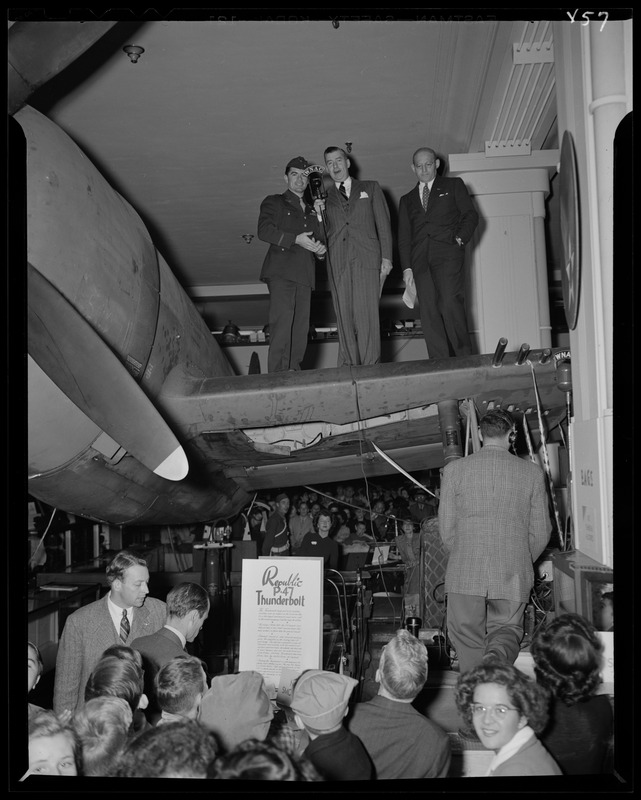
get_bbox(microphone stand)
[311,182,350,362]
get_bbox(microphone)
[309,172,326,223]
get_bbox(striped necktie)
[422,182,430,211]
[119,608,130,642]
[339,182,348,201]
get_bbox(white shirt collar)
[418,178,435,195]
[107,593,133,630]
[336,176,352,191]
[486,725,535,775]
[164,624,187,648]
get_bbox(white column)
[586,21,631,411]
[449,152,558,355]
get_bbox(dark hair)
[479,409,515,439]
[113,720,218,778]
[530,612,604,705]
[314,510,334,534]
[155,654,206,715]
[100,644,143,668]
[455,660,550,734]
[84,654,145,714]
[105,550,148,585]
[323,146,348,160]
[166,581,210,618]
[210,738,322,781]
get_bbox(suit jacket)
[53,594,166,715]
[304,725,374,781]
[323,179,392,271]
[438,445,551,602]
[258,189,321,287]
[347,694,451,780]
[130,626,185,722]
[397,176,478,276]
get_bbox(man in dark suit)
[258,156,326,372]
[53,550,167,715]
[131,581,210,724]
[348,629,451,779]
[438,410,551,677]
[398,147,479,358]
[319,146,393,366]
[262,492,291,556]
[408,488,436,522]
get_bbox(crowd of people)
[27,608,613,780]
[230,477,440,571]
[25,447,613,782]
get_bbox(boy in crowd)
[291,669,373,780]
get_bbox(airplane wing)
[15,91,570,527]
[160,351,568,492]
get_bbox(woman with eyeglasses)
[455,659,562,776]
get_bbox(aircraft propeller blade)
[27,262,188,481]
[8,20,117,115]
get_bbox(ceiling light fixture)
[241,234,254,244]
[345,142,353,154]
[123,45,145,63]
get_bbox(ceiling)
[17,17,559,330]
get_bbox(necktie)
[120,609,130,642]
[339,182,348,201]
[422,182,430,211]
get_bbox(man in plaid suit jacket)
[53,550,166,715]
[438,410,551,676]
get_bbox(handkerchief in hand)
[403,281,417,309]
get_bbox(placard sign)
[238,557,324,697]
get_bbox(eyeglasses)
[471,703,519,719]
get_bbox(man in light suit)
[398,147,479,358]
[438,410,551,677]
[319,147,393,366]
[131,581,210,724]
[53,550,166,715]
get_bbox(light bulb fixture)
[241,234,254,244]
[345,141,353,154]
[123,45,145,63]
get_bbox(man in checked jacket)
[438,409,551,676]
